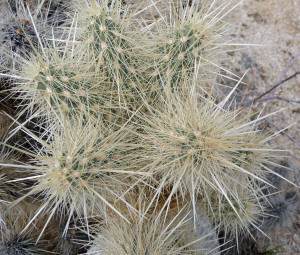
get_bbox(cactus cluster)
[0,0,295,254]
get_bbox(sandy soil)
[222,0,300,254]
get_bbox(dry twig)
[237,71,300,106]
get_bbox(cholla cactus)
[204,186,263,238]
[14,49,100,115]
[10,46,131,130]
[9,113,146,236]
[74,0,143,109]
[86,193,220,255]
[132,91,290,231]
[143,0,236,103]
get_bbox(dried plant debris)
[0,0,53,74]
[0,200,57,254]
[54,218,90,254]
